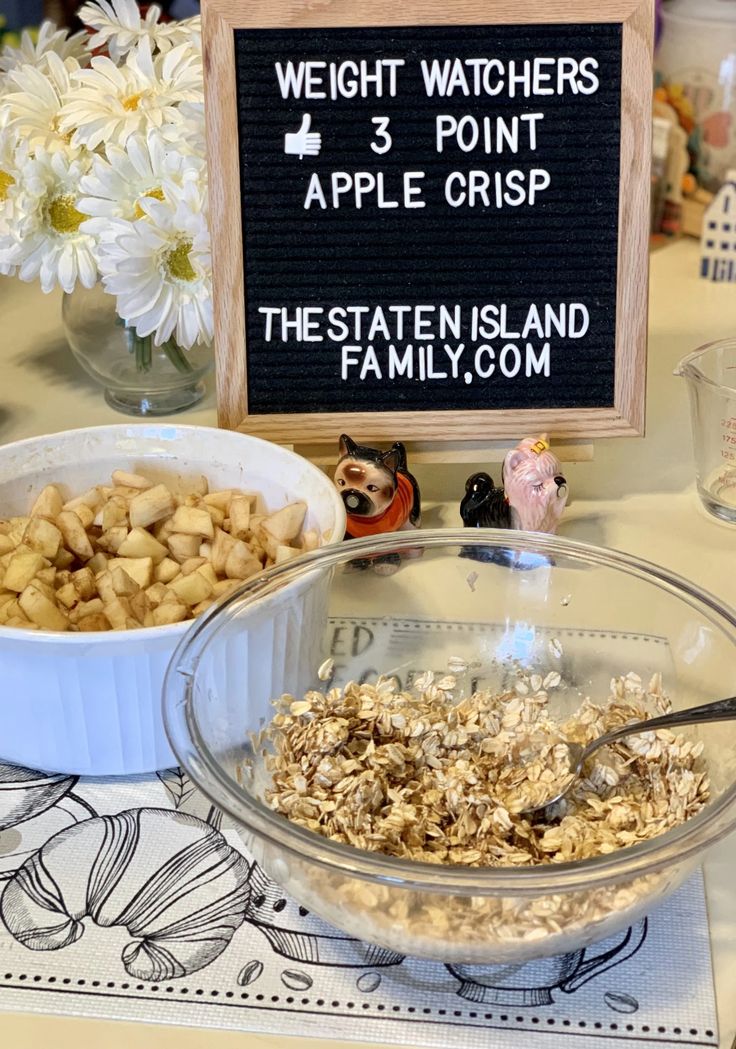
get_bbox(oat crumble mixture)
[261,670,709,867]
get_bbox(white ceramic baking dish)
[0,424,345,776]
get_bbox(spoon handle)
[586,695,736,757]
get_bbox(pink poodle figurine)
[503,435,568,532]
[461,435,568,535]
[334,434,421,540]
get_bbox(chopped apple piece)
[170,505,214,539]
[57,511,95,561]
[169,571,213,606]
[111,566,140,597]
[128,484,175,528]
[4,550,46,592]
[22,517,62,560]
[111,469,153,490]
[117,527,168,564]
[30,485,64,519]
[19,584,69,631]
[107,556,153,589]
[166,532,201,563]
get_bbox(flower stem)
[161,337,195,374]
[123,321,195,375]
[128,328,153,373]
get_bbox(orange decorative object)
[333,434,421,541]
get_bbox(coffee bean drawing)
[604,991,639,1013]
[281,969,313,991]
[237,960,264,986]
[357,971,381,993]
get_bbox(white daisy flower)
[78,129,204,228]
[0,115,27,275]
[0,107,36,245]
[181,16,202,55]
[0,22,89,77]
[154,39,203,104]
[0,240,16,276]
[2,147,98,293]
[96,182,212,348]
[0,160,14,234]
[160,100,206,157]
[78,0,198,62]
[3,54,81,153]
[0,109,17,209]
[59,38,203,152]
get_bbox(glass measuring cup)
[676,338,736,522]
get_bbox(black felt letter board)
[234,23,622,417]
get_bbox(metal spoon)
[522,695,736,818]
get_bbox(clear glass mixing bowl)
[163,530,736,964]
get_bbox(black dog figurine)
[460,472,512,529]
[459,472,513,565]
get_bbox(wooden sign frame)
[204,0,652,444]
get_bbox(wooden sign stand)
[203,0,653,463]
[286,438,594,470]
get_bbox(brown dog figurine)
[334,435,421,544]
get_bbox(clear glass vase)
[62,281,212,416]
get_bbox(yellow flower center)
[122,92,144,112]
[0,170,14,202]
[164,239,196,282]
[47,194,85,235]
[133,186,166,219]
[50,116,74,144]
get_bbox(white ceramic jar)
[656,0,736,187]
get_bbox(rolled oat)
[263,671,709,868]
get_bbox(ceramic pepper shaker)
[334,434,421,540]
[461,435,568,535]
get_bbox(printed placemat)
[0,618,719,1049]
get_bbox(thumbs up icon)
[284,114,322,159]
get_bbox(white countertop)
[0,238,735,1048]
